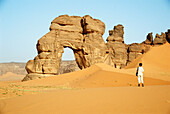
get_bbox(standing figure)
[136,63,144,87]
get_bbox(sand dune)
[0,43,170,114]
[0,86,170,114]
[71,69,170,88]
[0,64,170,114]
[125,43,170,81]
[9,64,170,88]
[126,43,170,70]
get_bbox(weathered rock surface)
[24,15,107,81]
[127,43,144,64]
[23,15,170,81]
[144,32,153,45]
[126,29,170,64]
[153,33,167,45]
[107,24,124,43]
[106,24,127,68]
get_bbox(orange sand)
[0,43,170,114]
[1,86,170,114]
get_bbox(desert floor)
[0,43,170,114]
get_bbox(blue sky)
[0,0,170,63]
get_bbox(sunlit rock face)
[23,15,170,81]
[105,24,127,69]
[153,32,167,45]
[23,15,107,81]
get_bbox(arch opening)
[62,47,75,61]
[58,47,79,75]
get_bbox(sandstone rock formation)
[126,30,170,64]
[23,15,170,81]
[0,61,80,81]
[24,15,107,81]
[23,61,79,81]
[144,32,153,45]
[105,24,127,68]
[127,43,144,64]
[153,32,167,45]
[165,29,170,43]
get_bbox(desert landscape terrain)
[1,0,170,113]
[0,43,170,114]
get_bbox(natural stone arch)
[62,44,88,70]
[23,15,108,81]
[23,14,164,81]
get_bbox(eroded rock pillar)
[105,24,127,69]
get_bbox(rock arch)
[23,15,169,81]
[23,15,108,81]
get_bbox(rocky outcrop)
[153,32,167,45]
[165,29,170,43]
[23,60,79,81]
[23,15,170,81]
[79,15,107,68]
[107,24,124,43]
[126,30,170,64]
[127,43,144,64]
[24,15,107,81]
[144,32,153,45]
[105,24,127,68]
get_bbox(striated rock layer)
[23,15,170,81]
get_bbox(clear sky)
[0,0,170,63]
